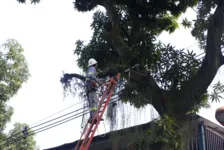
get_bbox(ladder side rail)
[95,82,112,116]
[78,79,113,149]
[84,76,120,149]
[76,73,120,150]
[74,122,89,150]
[75,83,110,150]
[84,85,116,149]
[80,124,95,150]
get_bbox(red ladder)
[74,73,121,150]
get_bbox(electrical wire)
[31,106,87,129]
[0,98,120,149]
[0,100,85,146]
[184,42,198,49]
[0,90,120,147]
[185,43,224,60]
[0,112,89,149]
[30,100,84,126]
[0,105,87,146]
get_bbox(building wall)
[46,117,224,150]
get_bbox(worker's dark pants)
[87,90,99,118]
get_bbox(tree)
[0,39,32,149]
[2,123,36,150]
[16,0,224,149]
[0,39,30,130]
[63,0,224,121]
[65,1,224,149]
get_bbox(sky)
[0,0,223,149]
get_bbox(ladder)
[74,73,121,150]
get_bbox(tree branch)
[98,1,168,115]
[101,1,127,57]
[60,73,85,85]
[129,70,168,115]
[176,3,224,119]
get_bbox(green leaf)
[181,17,192,29]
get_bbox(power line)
[184,42,198,49]
[1,100,86,144]
[34,109,89,133]
[0,87,121,147]
[0,98,120,149]
[0,94,120,145]
[30,100,84,126]
[0,108,88,148]
[178,42,224,61]
[0,105,88,145]
[31,106,88,129]
[0,112,88,149]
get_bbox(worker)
[85,58,105,123]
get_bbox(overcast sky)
[0,0,223,149]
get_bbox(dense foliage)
[0,39,36,149]
[70,0,224,122]
[0,39,30,130]
[2,123,36,150]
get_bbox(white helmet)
[88,58,97,67]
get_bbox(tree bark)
[221,53,224,64]
[128,70,168,115]
[101,1,127,57]
[174,3,224,120]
